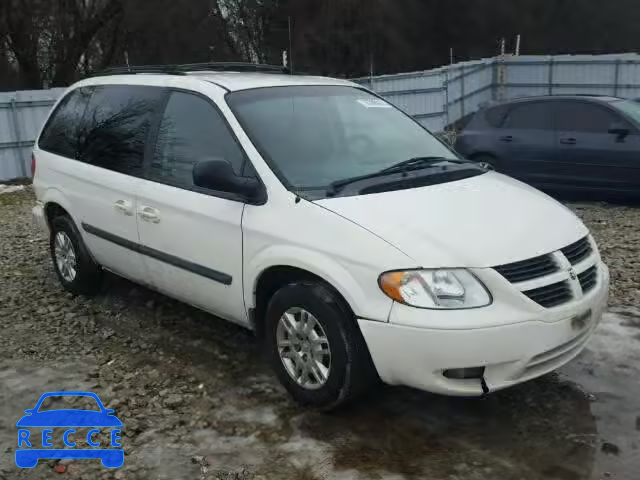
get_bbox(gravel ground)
[1,188,639,480]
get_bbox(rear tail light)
[31,152,36,177]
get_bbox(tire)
[265,281,378,410]
[472,154,498,171]
[50,215,103,295]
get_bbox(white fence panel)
[0,88,65,181]
[4,53,640,181]
[358,53,640,136]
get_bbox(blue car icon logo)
[16,391,123,468]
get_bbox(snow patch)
[0,184,25,194]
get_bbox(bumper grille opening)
[494,254,558,283]
[443,367,485,380]
[561,237,592,265]
[578,266,598,294]
[523,280,572,308]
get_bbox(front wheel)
[265,281,378,410]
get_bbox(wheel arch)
[250,264,357,338]
[42,188,75,229]
[246,245,388,338]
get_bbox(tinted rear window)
[38,88,93,158]
[503,102,552,130]
[79,85,165,175]
[484,105,509,127]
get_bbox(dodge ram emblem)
[568,268,577,281]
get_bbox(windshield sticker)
[357,98,392,108]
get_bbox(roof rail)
[90,62,291,77]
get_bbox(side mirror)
[24,409,34,414]
[193,159,263,202]
[608,122,630,140]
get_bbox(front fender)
[245,244,394,322]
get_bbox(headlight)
[378,269,491,309]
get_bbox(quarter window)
[38,87,93,158]
[503,102,552,130]
[150,91,245,188]
[79,85,164,175]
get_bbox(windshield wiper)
[326,157,477,197]
[327,170,399,196]
[380,156,473,174]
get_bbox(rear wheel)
[50,215,103,295]
[265,281,378,410]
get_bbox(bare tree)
[0,0,123,88]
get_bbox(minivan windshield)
[228,86,480,195]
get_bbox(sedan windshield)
[227,86,474,193]
[612,99,640,125]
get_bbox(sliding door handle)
[138,206,160,223]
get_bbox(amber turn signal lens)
[378,271,407,302]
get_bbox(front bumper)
[358,264,609,396]
[32,201,49,235]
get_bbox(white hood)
[315,172,588,268]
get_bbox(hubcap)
[276,307,331,390]
[54,232,77,282]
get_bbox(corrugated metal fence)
[3,53,640,181]
[355,53,640,132]
[0,88,65,181]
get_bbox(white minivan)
[32,63,609,409]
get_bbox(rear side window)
[554,101,622,133]
[484,105,509,127]
[150,91,246,188]
[503,102,552,130]
[38,88,92,158]
[79,85,164,175]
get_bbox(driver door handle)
[499,135,513,143]
[560,137,577,145]
[138,206,160,223]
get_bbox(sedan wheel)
[478,161,495,170]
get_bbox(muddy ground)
[0,188,639,480]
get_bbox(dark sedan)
[455,95,640,195]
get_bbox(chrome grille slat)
[561,237,592,265]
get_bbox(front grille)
[523,281,573,308]
[578,266,598,293]
[561,237,592,265]
[494,254,559,283]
